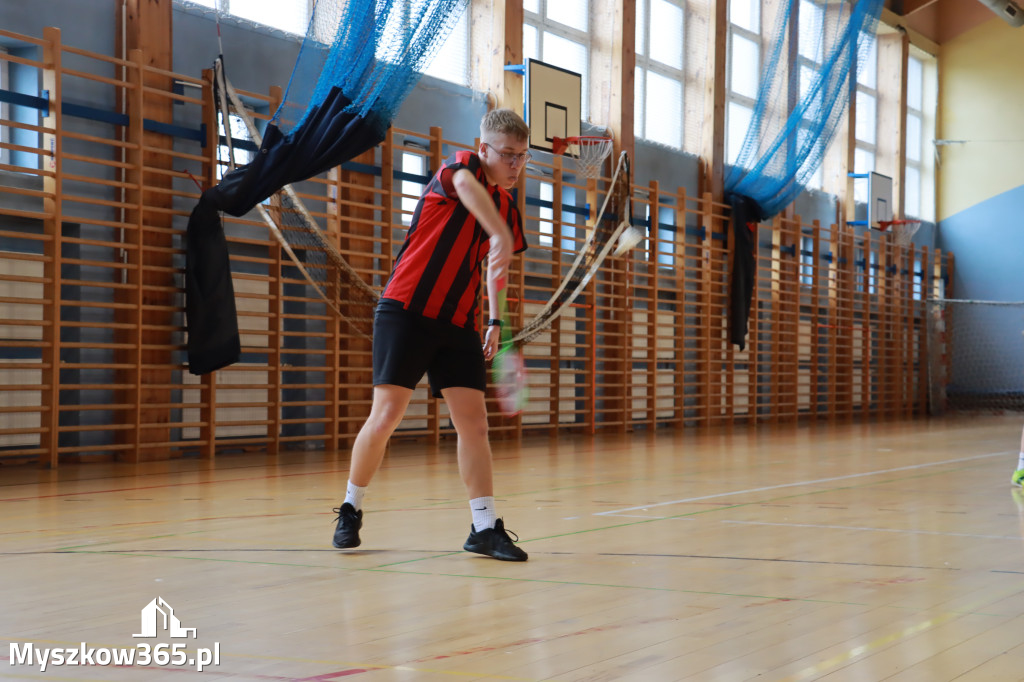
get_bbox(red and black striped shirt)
[381,150,527,330]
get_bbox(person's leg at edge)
[332,384,414,549]
[443,386,527,561]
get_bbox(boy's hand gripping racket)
[492,276,527,416]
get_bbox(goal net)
[926,299,1024,414]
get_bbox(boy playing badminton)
[331,109,530,560]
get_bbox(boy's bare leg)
[332,384,414,549]
[442,386,494,499]
[348,384,415,486]
[443,386,526,561]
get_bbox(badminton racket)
[491,275,527,416]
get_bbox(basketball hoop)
[877,219,921,248]
[552,135,614,180]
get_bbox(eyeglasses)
[483,142,532,166]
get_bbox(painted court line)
[595,450,1012,517]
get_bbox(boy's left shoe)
[463,518,528,561]
[332,502,363,549]
[1012,469,1024,488]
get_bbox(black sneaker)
[463,518,528,561]
[332,502,362,549]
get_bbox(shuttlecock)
[613,222,643,256]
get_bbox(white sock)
[344,481,366,511]
[470,496,497,531]
[1017,452,1024,471]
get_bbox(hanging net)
[724,0,884,352]
[186,0,471,374]
[725,0,885,218]
[878,219,921,248]
[552,135,614,180]
[273,0,470,137]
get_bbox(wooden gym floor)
[2,415,1023,681]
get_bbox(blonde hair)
[481,108,529,142]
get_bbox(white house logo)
[134,597,196,639]
[9,597,219,672]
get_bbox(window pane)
[636,0,646,57]
[799,63,817,101]
[542,32,587,77]
[547,0,588,32]
[798,0,824,62]
[855,91,876,144]
[645,70,683,148]
[424,9,468,85]
[232,0,308,35]
[806,163,823,190]
[905,165,921,218]
[857,35,877,88]
[906,113,922,163]
[657,206,675,267]
[524,0,540,13]
[217,113,253,179]
[538,182,554,247]
[650,0,683,69]
[542,32,588,117]
[731,34,760,99]
[729,0,759,32]
[907,56,923,110]
[0,49,9,165]
[401,153,426,226]
[523,24,539,62]
[853,147,874,203]
[727,101,753,164]
[635,66,646,139]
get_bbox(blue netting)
[272,0,469,136]
[725,0,884,219]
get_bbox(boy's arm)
[451,169,514,341]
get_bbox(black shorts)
[373,300,486,398]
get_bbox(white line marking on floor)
[595,450,1013,517]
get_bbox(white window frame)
[725,0,761,165]
[523,1,592,120]
[853,35,878,204]
[635,0,686,149]
[904,53,925,220]
[796,0,825,189]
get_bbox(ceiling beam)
[896,0,941,17]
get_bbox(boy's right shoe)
[332,502,363,549]
[463,518,528,561]
[1012,469,1024,488]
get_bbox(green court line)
[56,548,866,607]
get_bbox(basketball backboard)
[867,171,893,229]
[525,59,581,155]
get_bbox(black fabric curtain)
[185,87,387,375]
[726,194,766,352]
